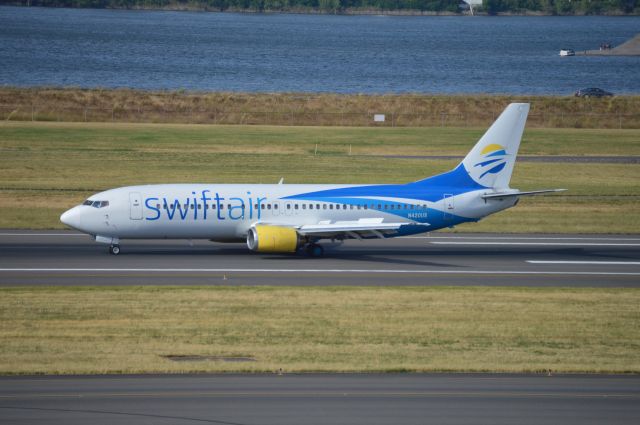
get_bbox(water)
[1,6,639,94]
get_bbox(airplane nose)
[60,206,83,230]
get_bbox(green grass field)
[1,286,638,375]
[1,121,639,376]
[1,121,638,232]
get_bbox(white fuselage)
[60,182,516,243]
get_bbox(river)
[1,6,639,94]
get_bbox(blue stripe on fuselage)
[284,164,486,203]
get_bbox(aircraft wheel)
[306,244,324,257]
[110,244,120,255]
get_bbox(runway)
[1,230,639,286]
[0,374,638,425]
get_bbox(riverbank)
[3,3,639,16]
[2,88,639,128]
[577,33,640,56]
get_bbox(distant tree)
[207,0,229,10]
[319,0,339,11]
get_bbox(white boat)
[559,49,575,57]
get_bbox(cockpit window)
[83,199,109,208]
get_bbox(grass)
[1,121,639,232]
[0,286,638,375]
[2,87,640,128]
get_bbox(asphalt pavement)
[1,231,639,286]
[1,374,639,425]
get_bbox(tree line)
[2,0,638,14]
[483,0,638,15]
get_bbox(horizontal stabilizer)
[482,189,567,199]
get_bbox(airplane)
[60,103,565,256]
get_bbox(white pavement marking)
[430,242,640,247]
[0,233,86,236]
[2,233,640,241]
[0,268,639,276]
[528,261,640,265]
[405,236,640,241]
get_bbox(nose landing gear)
[109,244,121,255]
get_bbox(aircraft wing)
[294,218,428,239]
[482,189,567,199]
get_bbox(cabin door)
[129,192,143,220]
[443,194,454,221]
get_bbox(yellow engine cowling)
[246,225,302,253]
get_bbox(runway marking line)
[0,233,86,236]
[3,233,640,242]
[0,391,637,400]
[407,236,640,241]
[430,242,640,247]
[528,261,640,265]
[1,268,640,276]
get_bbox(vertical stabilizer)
[461,103,529,189]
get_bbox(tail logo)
[474,144,508,179]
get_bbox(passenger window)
[191,204,194,210]
[350,205,354,210]
[267,204,271,210]
[287,204,291,209]
[228,204,232,210]
[198,204,201,210]
[156,204,160,209]
[329,205,333,210]
[211,204,216,210]
[390,205,394,210]
[261,204,265,210]
[323,204,327,210]
[316,204,320,209]
[357,205,361,210]
[295,204,299,210]
[364,205,368,210]
[302,204,306,210]
[378,204,381,209]
[220,204,224,210]
[205,204,208,210]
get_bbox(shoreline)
[3,4,639,16]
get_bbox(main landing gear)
[109,244,121,255]
[304,243,324,257]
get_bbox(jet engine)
[246,225,302,253]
